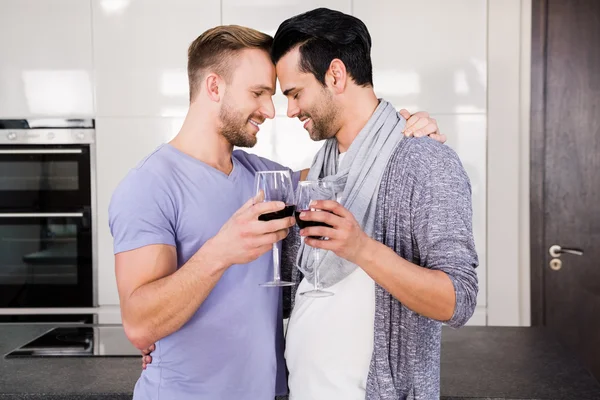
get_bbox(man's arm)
[297,204,459,322]
[116,242,224,350]
[297,153,478,327]
[116,196,295,350]
[352,240,457,321]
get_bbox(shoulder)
[109,146,175,216]
[133,144,181,175]
[387,137,468,182]
[233,149,290,173]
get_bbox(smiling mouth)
[248,119,262,130]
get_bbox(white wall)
[0,0,532,326]
[487,0,532,326]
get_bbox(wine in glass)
[295,180,336,297]
[254,170,296,287]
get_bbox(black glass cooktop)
[4,325,140,358]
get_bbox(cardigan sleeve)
[407,140,479,328]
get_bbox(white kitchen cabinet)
[353,0,487,114]
[92,0,220,117]
[0,0,94,118]
[96,117,183,305]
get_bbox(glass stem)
[313,248,321,290]
[272,243,280,282]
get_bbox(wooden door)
[531,0,600,382]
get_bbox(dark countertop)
[441,327,600,399]
[0,324,599,400]
[0,324,139,400]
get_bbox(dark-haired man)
[274,8,479,400]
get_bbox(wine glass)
[295,180,336,297]
[254,171,296,287]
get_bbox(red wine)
[295,210,333,239]
[258,205,295,221]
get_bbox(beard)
[301,89,340,142]
[218,94,262,148]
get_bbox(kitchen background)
[0,0,531,327]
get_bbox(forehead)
[230,48,276,87]
[275,47,311,88]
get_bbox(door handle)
[549,245,584,258]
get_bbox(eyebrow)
[251,85,275,95]
[282,87,297,97]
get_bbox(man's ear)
[205,73,223,102]
[325,59,347,94]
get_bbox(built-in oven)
[0,119,95,312]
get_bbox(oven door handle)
[0,149,83,154]
[0,212,84,218]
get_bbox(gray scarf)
[296,99,405,288]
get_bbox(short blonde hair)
[187,25,273,101]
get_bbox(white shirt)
[285,152,376,400]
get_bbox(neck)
[169,101,234,175]
[335,87,379,153]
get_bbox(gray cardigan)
[280,136,479,400]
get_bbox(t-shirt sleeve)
[108,170,176,254]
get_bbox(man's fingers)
[304,236,336,250]
[235,193,262,217]
[403,111,430,131]
[399,109,411,120]
[255,243,275,258]
[298,210,340,228]
[412,123,439,138]
[307,200,352,219]
[254,216,295,234]
[302,230,336,245]
[141,344,155,356]
[404,117,430,136]
[255,229,290,247]
[412,111,430,118]
[142,354,152,370]
[430,133,447,144]
[253,190,265,205]
[250,200,286,219]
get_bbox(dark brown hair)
[187,25,273,101]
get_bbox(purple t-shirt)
[108,144,299,400]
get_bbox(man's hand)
[297,200,369,264]
[399,109,446,144]
[141,344,155,370]
[207,192,295,268]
